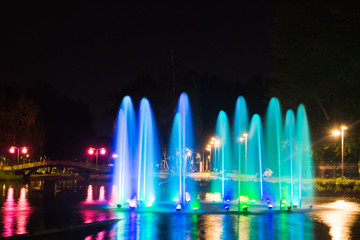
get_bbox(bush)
[314,177,360,193]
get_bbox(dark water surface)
[1,180,360,239]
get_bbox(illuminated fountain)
[211,110,235,202]
[263,97,283,206]
[234,97,313,210]
[168,92,198,210]
[233,97,248,199]
[111,96,159,209]
[110,93,313,212]
[238,114,264,210]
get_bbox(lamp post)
[88,147,106,168]
[215,140,220,173]
[206,144,211,171]
[9,146,28,168]
[332,126,347,178]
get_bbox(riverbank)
[1,171,359,195]
[0,171,22,180]
[314,178,360,196]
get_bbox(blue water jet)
[112,96,136,206]
[212,110,234,201]
[136,98,160,206]
[112,96,160,208]
[168,93,197,208]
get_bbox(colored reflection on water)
[1,181,360,239]
[99,186,106,202]
[1,186,32,237]
[86,185,94,203]
[16,187,32,235]
[312,200,360,240]
[80,208,110,223]
[2,186,16,237]
[83,185,107,205]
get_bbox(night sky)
[1,1,275,136]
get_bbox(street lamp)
[206,144,211,171]
[332,126,347,178]
[87,147,106,167]
[215,140,220,173]
[9,146,29,167]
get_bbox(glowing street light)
[9,146,29,166]
[332,126,347,178]
[87,147,107,167]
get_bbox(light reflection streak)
[98,186,105,202]
[237,215,250,240]
[203,214,223,240]
[2,186,16,237]
[86,185,94,203]
[2,186,32,237]
[96,230,105,240]
[312,200,360,240]
[16,187,32,235]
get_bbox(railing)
[1,160,111,173]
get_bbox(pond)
[1,180,360,239]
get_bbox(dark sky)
[1,1,275,136]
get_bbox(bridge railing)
[1,160,111,173]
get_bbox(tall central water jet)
[283,110,295,203]
[212,110,234,201]
[233,96,249,200]
[240,114,264,204]
[136,98,160,206]
[264,97,283,205]
[168,93,197,209]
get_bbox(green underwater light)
[241,204,248,212]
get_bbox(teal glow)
[233,96,248,200]
[110,94,314,211]
[168,93,198,208]
[295,104,314,206]
[283,110,295,203]
[212,111,234,201]
[264,98,283,204]
[241,114,264,202]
